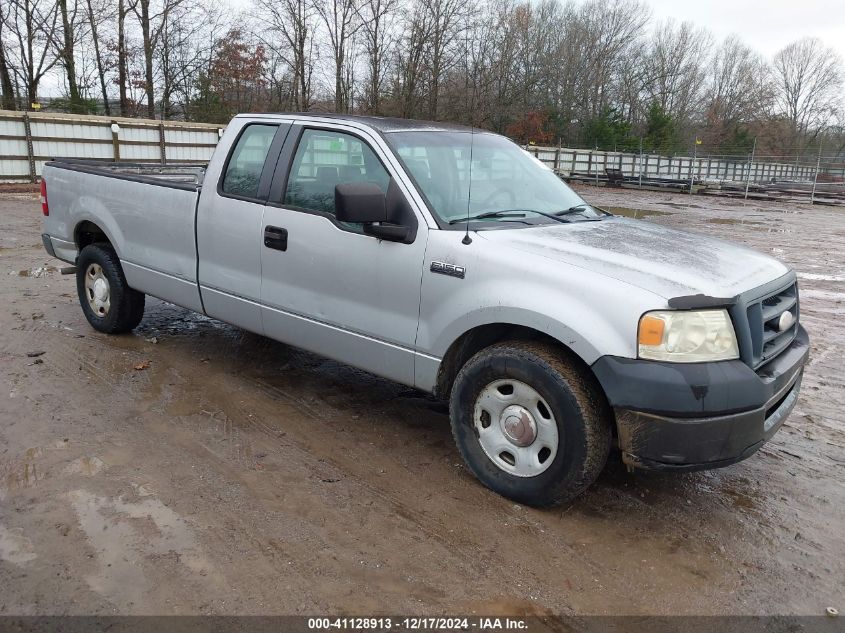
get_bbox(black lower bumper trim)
[41,233,56,258]
[592,325,808,471]
[615,369,802,470]
[622,439,765,473]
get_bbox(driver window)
[284,129,390,216]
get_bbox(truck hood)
[477,217,790,300]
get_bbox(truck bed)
[47,158,207,189]
[42,158,205,313]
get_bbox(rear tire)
[449,340,612,506]
[76,243,145,334]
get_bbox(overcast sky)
[642,0,845,60]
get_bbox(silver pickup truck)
[40,113,809,506]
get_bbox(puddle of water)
[1,442,72,496]
[0,524,37,565]
[2,460,46,493]
[68,489,211,608]
[602,206,672,219]
[64,456,107,476]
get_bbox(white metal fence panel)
[0,110,223,182]
[526,146,827,184]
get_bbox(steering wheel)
[478,187,516,209]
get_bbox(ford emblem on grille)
[778,311,795,332]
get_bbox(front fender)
[427,303,622,366]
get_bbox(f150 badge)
[431,261,465,279]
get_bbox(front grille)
[745,282,798,368]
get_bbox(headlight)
[638,309,739,362]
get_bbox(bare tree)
[703,36,772,148]
[641,19,710,125]
[392,0,429,117]
[416,0,466,119]
[1,0,61,107]
[156,0,216,118]
[356,0,398,113]
[83,0,116,114]
[314,0,361,112]
[578,0,649,120]
[56,0,85,110]
[131,0,200,118]
[0,15,18,109]
[117,0,137,116]
[255,0,316,110]
[773,37,844,147]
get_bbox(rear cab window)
[221,124,279,199]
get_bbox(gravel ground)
[0,186,842,616]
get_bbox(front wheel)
[76,243,145,334]
[449,341,612,506]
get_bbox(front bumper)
[591,325,809,471]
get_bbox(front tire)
[76,243,145,334]
[450,340,612,506]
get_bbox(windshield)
[386,131,604,227]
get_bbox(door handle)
[264,226,288,251]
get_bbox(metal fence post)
[744,137,756,200]
[110,121,121,161]
[158,123,167,164]
[638,138,643,188]
[22,112,36,183]
[811,144,822,205]
[689,143,696,194]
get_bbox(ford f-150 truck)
[40,114,809,506]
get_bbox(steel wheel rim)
[84,263,111,318]
[473,378,559,477]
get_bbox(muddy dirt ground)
[0,186,843,616]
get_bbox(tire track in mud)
[4,311,541,609]
[21,302,750,612]
[7,318,126,393]
[177,355,741,612]
[0,309,811,613]
[72,322,588,610]
[5,192,844,613]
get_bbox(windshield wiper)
[554,204,610,218]
[449,209,574,225]
[449,206,607,226]
[448,210,529,224]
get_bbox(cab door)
[259,124,428,386]
[196,119,290,334]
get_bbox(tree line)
[1,0,843,158]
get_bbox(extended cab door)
[196,119,291,334]
[259,123,428,386]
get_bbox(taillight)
[40,179,49,216]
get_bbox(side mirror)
[335,182,389,223]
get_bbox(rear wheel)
[76,243,145,334]
[449,340,612,506]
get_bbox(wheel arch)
[74,219,113,251]
[433,322,599,400]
